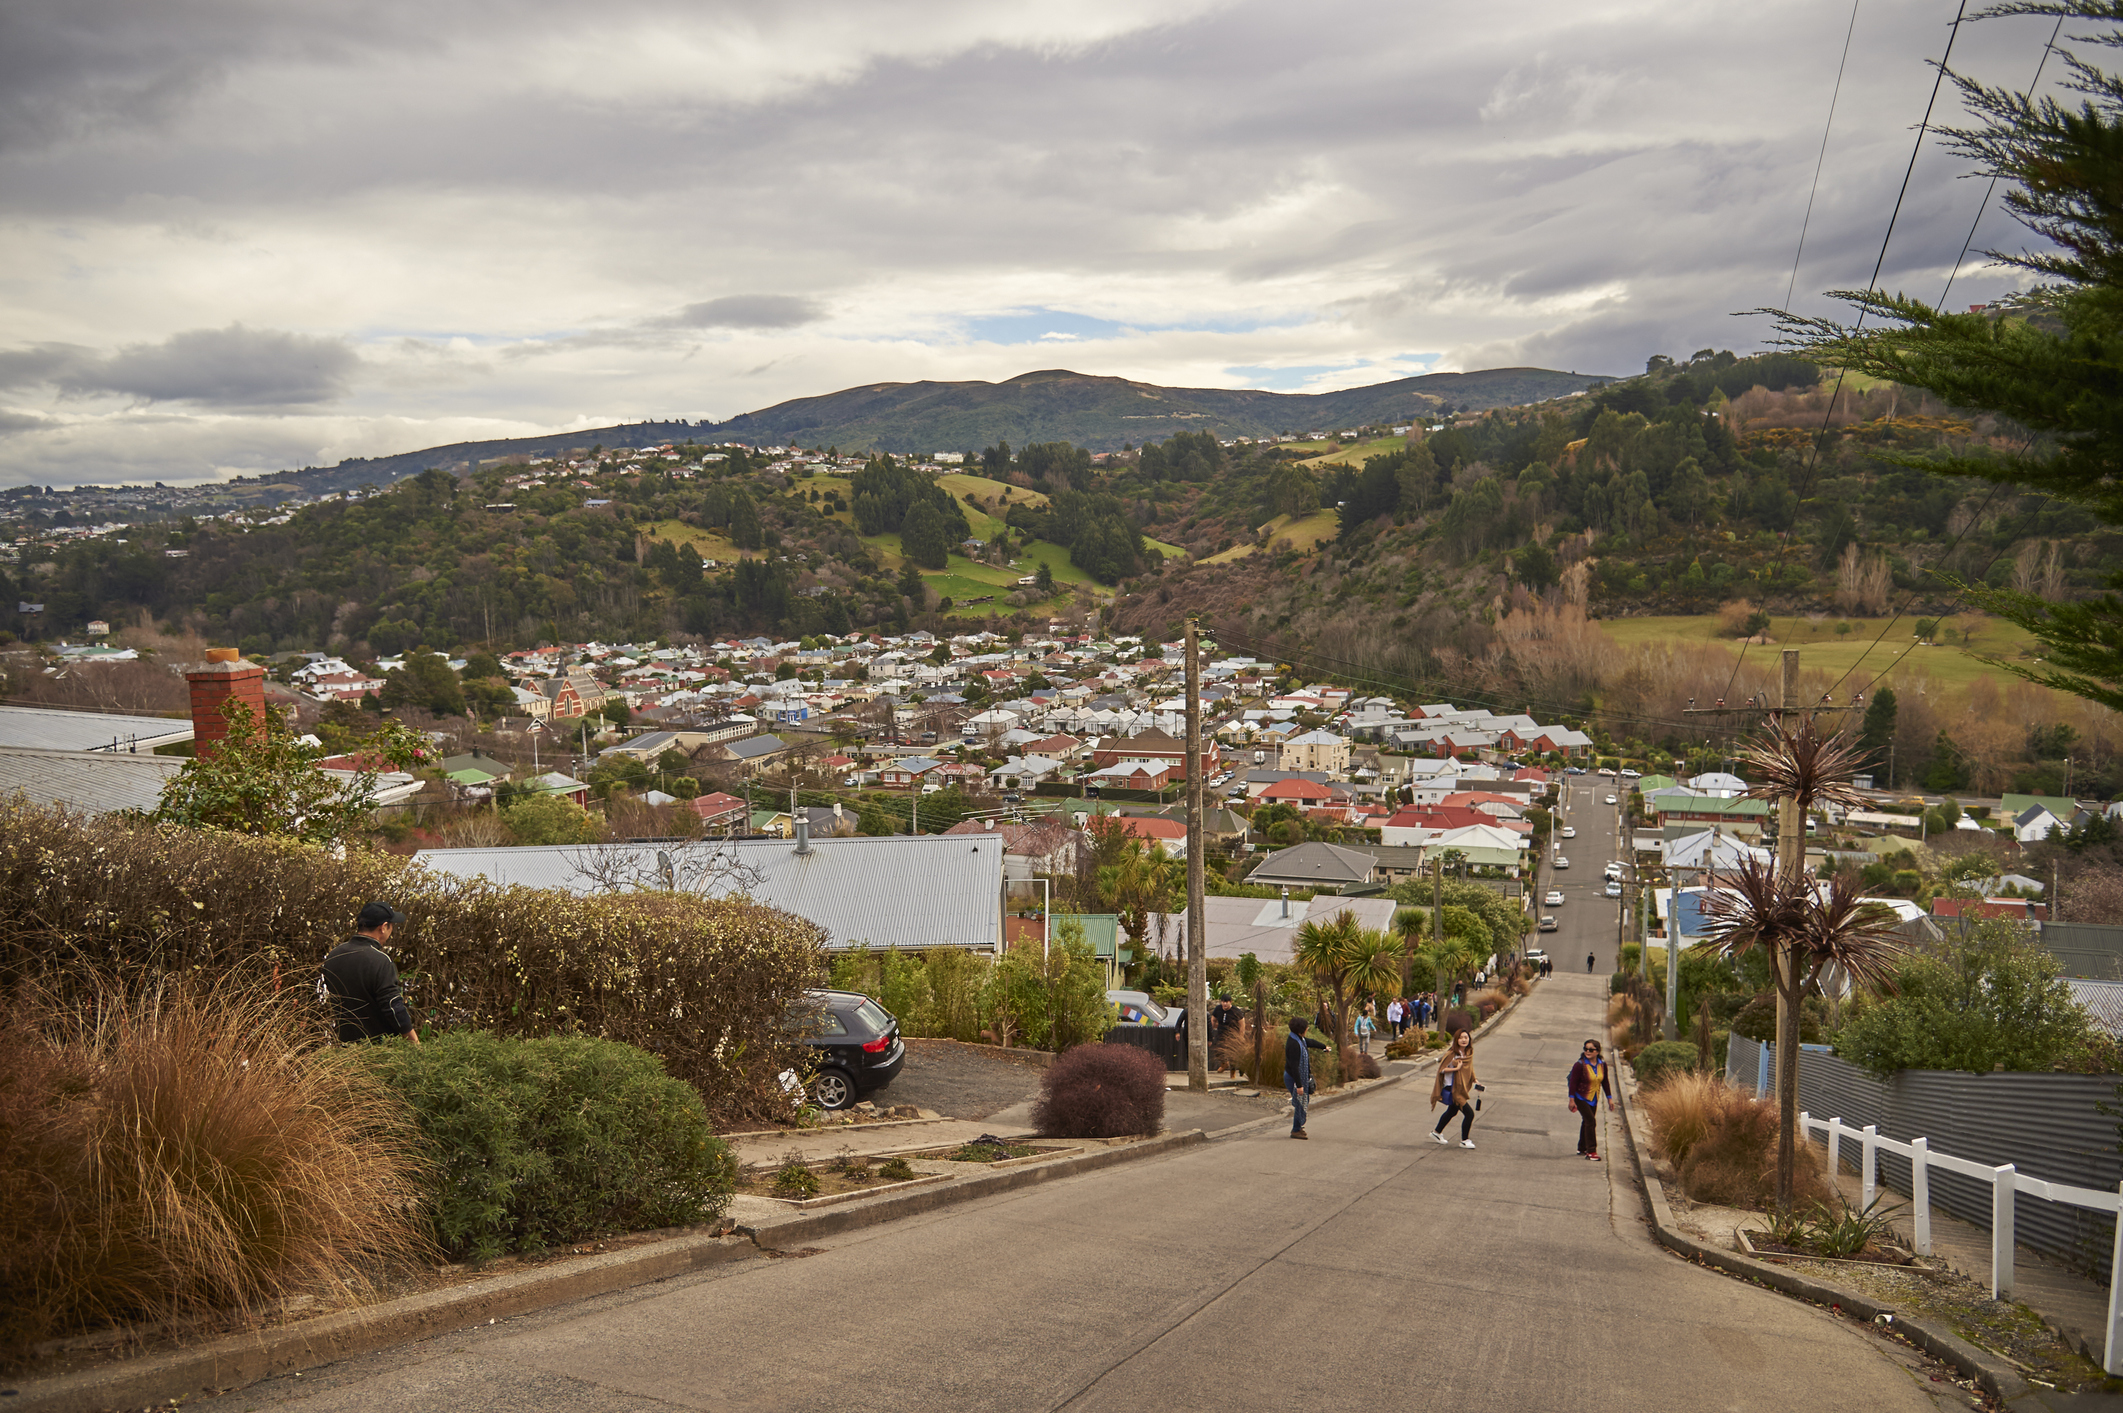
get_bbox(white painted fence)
[1801,1111,2123,1373]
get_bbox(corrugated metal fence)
[1726,1033,2122,1276]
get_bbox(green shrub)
[1730,992,1825,1044]
[1630,1040,1701,1088]
[771,1157,820,1199]
[1835,918,2095,1076]
[0,801,822,1128]
[363,1031,736,1259]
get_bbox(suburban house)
[1279,729,1351,776]
[942,818,1089,878]
[1100,815,1188,856]
[1088,727,1219,779]
[1246,840,1377,891]
[685,791,749,830]
[879,756,944,788]
[1646,793,1773,828]
[413,833,1007,952]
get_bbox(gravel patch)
[883,1039,1047,1119]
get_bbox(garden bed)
[735,1155,950,1209]
[907,1140,1080,1167]
[1736,1228,1944,1271]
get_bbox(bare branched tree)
[564,837,767,897]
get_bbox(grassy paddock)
[1596,614,2041,691]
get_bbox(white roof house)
[412,833,1005,952]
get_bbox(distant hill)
[713,367,1611,453]
[250,365,1610,496]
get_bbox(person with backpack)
[1429,1029,1478,1148]
[1569,1038,1614,1161]
[1354,1004,1376,1055]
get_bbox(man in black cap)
[318,901,420,1045]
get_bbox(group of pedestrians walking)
[1280,998,1616,1163]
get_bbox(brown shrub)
[1031,1043,1167,1138]
[0,975,427,1364]
[1340,1045,1382,1080]
[0,801,824,1129]
[1645,1076,1832,1210]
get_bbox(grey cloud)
[0,410,57,434]
[0,343,92,389]
[663,296,826,330]
[60,325,360,407]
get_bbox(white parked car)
[1554,856,1570,869]
[1538,917,1558,933]
[1604,881,1624,898]
[1561,825,1576,838]
[1544,889,1566,906]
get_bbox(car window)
[851,999,893,1033]
[783,1002,843,1037]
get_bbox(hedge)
[362,1031,737,1258]
[0,800,824,1128]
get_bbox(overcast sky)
[0,0,2072,488]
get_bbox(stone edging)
[1611,1074,2036,1405]
[8,1130,1205,1413]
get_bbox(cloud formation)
[0,0,2077,485]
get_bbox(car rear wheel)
[812,1068,859,1110]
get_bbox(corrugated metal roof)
[412,834,1003,951]
[0,704,193,752]
[2069,979,2123,1036]
[0,745,182,813]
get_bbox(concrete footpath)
[185,972,1971,1413]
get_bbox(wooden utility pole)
[1184,619,1208,1092]
[1772,649,1803,1206]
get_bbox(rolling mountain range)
[274,365,1612,494]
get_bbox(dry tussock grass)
[0,974,427,1364]
[1639,1072,1831,1211]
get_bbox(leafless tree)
[564,836,767,897]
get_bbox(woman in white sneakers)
[1429,1029,1479,1148]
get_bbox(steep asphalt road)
[218,971,1961,1413]
[1542,773,1632,978]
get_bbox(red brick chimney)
[187,647,267,758]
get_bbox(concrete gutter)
[1612,1071,2039,1406]
[9,1130,1204,1413]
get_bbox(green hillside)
[711,367,1608,453]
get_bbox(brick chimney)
[187,647,267,758]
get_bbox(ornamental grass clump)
[1640,1072,1830,1210]
[1031,1043,1167,1139]
[0,975,427,1365]
[0,800,825,1129]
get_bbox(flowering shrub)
[0,801,824,1128]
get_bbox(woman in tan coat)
[1429,1029,1479,1148]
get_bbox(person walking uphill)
[1569,1039,1613,1160]
[1285,1016,1321,1139]
[1429,1029,1479,1148]
[319,901,421,1045]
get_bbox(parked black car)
[787,989,904,1110]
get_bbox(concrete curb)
[8,1129,1205,1413]
[8,1233,759,1413]
[1612,1072,2034,1405]
[738,1127,1206,1246]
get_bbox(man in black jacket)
[1285,1016,1320,1139]
[318,901,420,1045]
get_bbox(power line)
[1939,15,2063,309]
[1722,0,1972,705]
[1786,0,1865,313]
